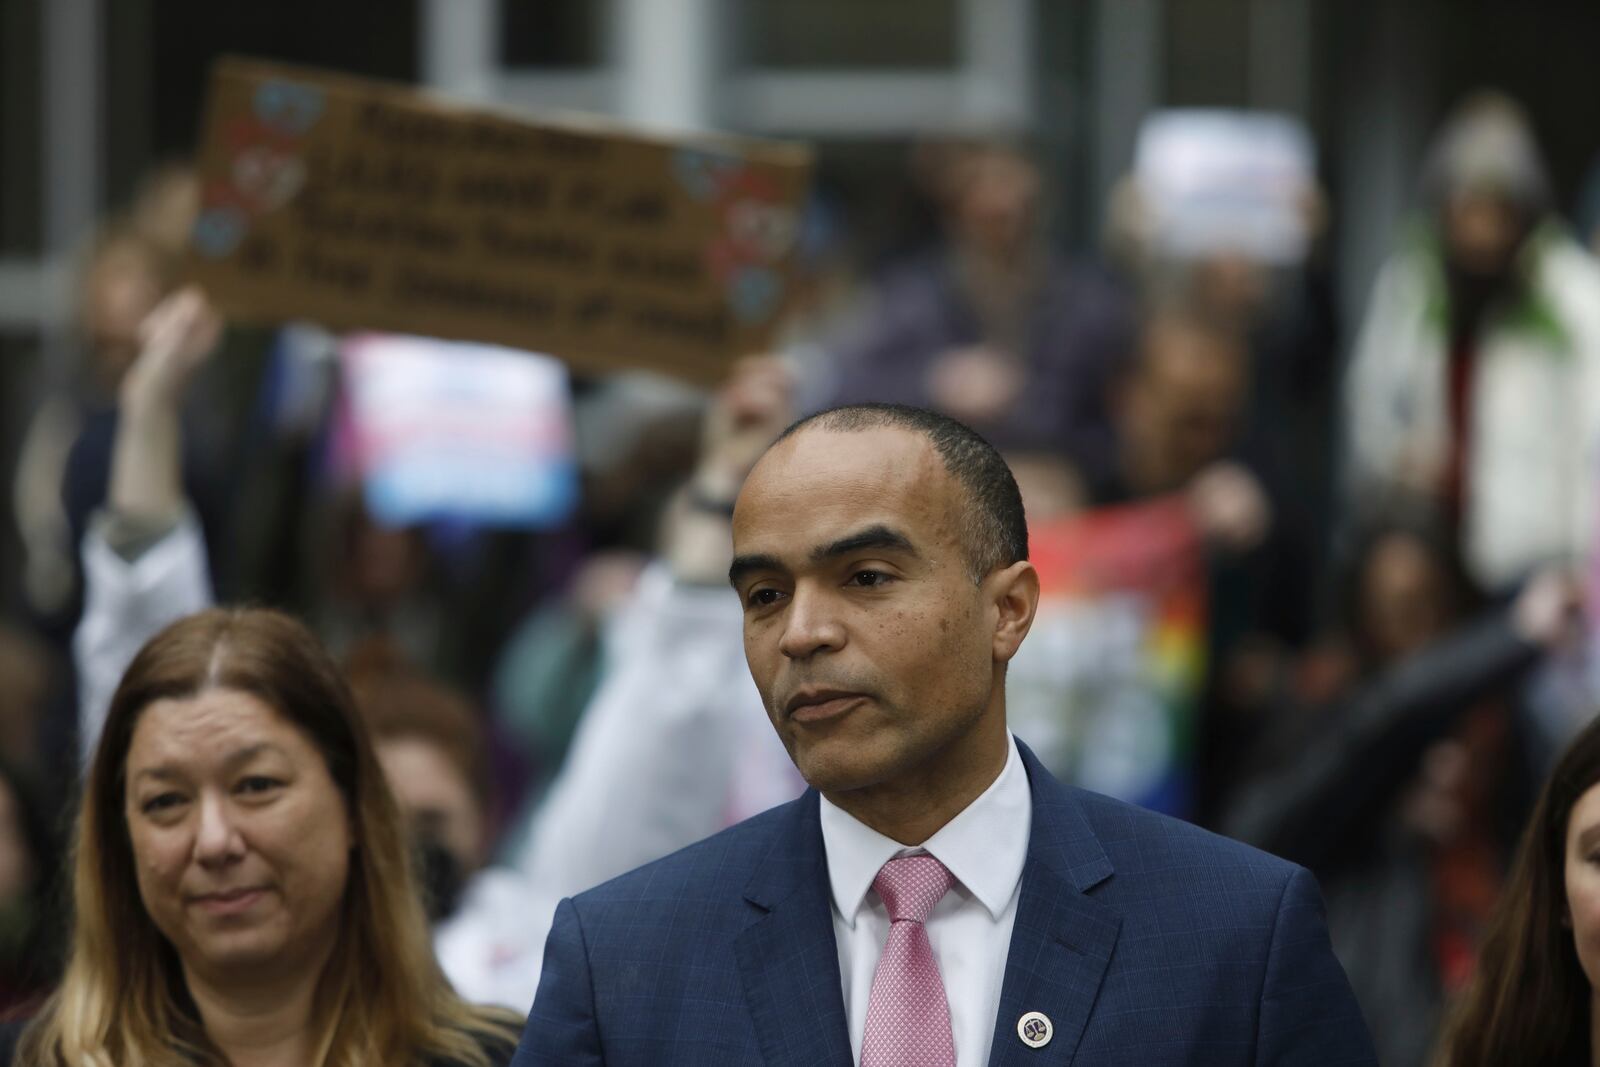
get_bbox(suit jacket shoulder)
[518,792,840,1067]
[566,793,804,911]
[1071,783,1300,896]
[516,744,1375,1067]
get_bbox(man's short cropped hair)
[772,403,1028,582]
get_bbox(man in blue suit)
[512,404,1376,1066]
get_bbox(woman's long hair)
[1434,712,1600,1066]
[17,608,518,1066]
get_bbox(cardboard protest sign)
[339,334,578,529]
[1007,497,1206,817]
[188,58,813,384]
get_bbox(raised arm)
[1223,571,1583,868]
[509,357,799,894]
[74,287,222,756]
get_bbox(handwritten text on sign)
[188,58,813,383]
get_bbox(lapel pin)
[1017,1011,1053,1049]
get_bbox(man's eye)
[849,570,891,588]
[236,776,283,796]
[746,588,785,608]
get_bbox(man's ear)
[989,560,1039,664]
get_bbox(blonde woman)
[14,608,520,1066]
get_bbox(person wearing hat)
[1345,90,1600,597]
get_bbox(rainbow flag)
[1007,496,1207,817]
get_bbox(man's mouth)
[785,688,867,723]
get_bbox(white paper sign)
[1135,109,1316,264]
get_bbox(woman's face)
[1563,781,1600,987]
[123,688,352,985]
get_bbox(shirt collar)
[818,733,1032,927]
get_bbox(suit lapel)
[734,791,854,1067]
[986,744,1121,1067]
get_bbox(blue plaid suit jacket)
[510,742,1376,1066]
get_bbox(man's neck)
[824,717,1010,845]
[184,959,325,1067]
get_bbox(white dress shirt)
[821,733,1032,1066]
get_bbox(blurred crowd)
[4,89,1600,1065]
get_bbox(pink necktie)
[860,854,958,1067]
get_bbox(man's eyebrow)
[811,525,918,563]
[728,526,920,588]
[728,552,785,588]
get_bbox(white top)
[432,865,562,1010]
[820,734,1032,1066]
[74,511,212,760]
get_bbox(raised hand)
[692,355,796,502]
[666,355,796,583]
[119,285,224,415]
[109,286,223,521]
[1187,460,1272,554]
[1511,568,1585,651]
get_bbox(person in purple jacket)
[825,140,1134,478]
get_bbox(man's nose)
[193,793,246,867]
[777,584,846,660]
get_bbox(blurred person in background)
[1106,166,1341,562]
[12,608,520,1066]
[1095,306,1255,505]
[125,163,201,259]
[0,626,49,776]
[487,546,639,818]
[0,761,64,1019]
[1344,91,1600,597]
[1224,523,1584,1066]
[1432,707,1600,1066]
[311,496,449,677]
[14,165,218,638]
[824,137,1134,475]
[10,172,230,782]
[72,288,220,755]
[12,223,175,636]
[0,633,69,1017]
[70,288,554,1011]
[344,641,560,1010]
[1097,303,1317,820]
[345,642,498,920]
